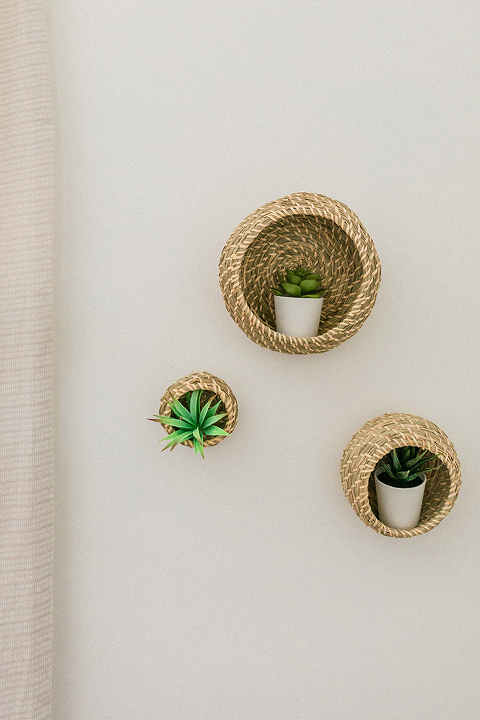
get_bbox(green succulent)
[379,446,437,484]
[271,266,326,298]
[149,389,229,457]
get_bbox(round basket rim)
[340,412,461,537]
[158,371,238,449]
[219,192,381,354]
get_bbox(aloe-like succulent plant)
[379,447,437,485]
[271,266,326,298]
[149,389,229,457]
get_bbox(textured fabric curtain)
[0,1,54,718]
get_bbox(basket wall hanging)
[340,413,461,538]
[157,371,238,450]
[219,192,381,354]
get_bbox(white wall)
[50,2,480,718]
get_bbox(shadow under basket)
[340,413,461,537]
[219,192,381,354]
[158,372,238,449]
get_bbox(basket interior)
[162,390,228,446]
[368,449,451,526]
[239,215,363,335]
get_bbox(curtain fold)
[0,1,54,718]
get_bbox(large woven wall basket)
[219,193,381,354]
[158,372,238,449]
[340,413,461,538]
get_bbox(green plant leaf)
[271,288,282,296]
[201,413,227,429]
[168,398,195,423]
[207,399,222,417]
[157,415,193,429]
[193,426,203,442]
[199,396,215,425]
[203,426,230,436]
[380,462,396,479]
[189,389,201,421]
[300,279,320,294]
[302,293,321,298]
[390,448,402,474]
[281,282,301,297]
[193,437,205,457]
[159,429,189,443]
[404,470,426,482]
[286,271,301,285]
[405,449,428,469]
[161,429,193,450]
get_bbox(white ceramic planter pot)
[274,296,323,337]
[374,467,426,530]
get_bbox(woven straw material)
[219,193,380,354]
[340,413,461,538]
[158,372,238,448]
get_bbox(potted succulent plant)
[271,266,326,337]
[374,447,437,530]
[149,389,229,458]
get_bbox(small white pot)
[374,467,426,530]
[274,295,323,337]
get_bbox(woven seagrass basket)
[157,372,238,449]
[219,193,381,354]
[340,413,461,537]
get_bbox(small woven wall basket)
[158,372,238,449]
[219,192,381,354]
[340,413,461,538]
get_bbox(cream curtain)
[0,0,54,718]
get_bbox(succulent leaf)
[273,266,325,298]
[300,279,320,294]
[189,389,201,421]
[153,389,230,456]
[198,396,215,425]
[157,415,193,429]
[286,271,301,285]
[202,413,227,429]
[281,282,302,297]
[391,448,402,474]
[169,398,195,423]
[203,426,230,436]
[379,446,438,484]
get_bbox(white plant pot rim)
[374,466,426,488]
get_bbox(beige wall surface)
[50,1,480,718]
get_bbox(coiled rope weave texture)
[340,413,461,538]
[219,193,381,354]
[158,372,238,448]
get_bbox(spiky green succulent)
[379,447,437,484]
[149,389,229,457]
[271,266,326,298]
